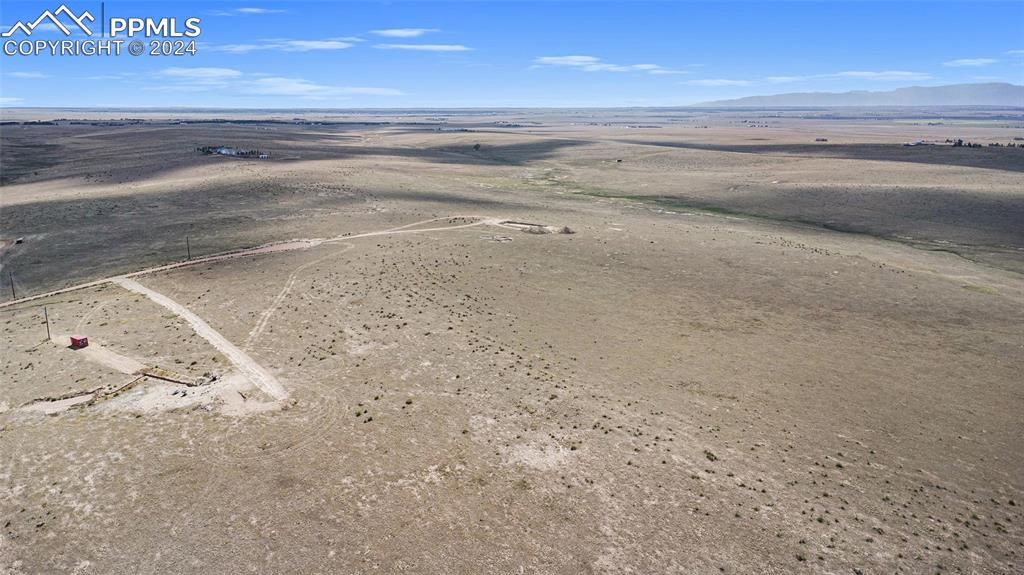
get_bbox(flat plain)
[1,108,1022,574]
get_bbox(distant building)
[196,145,267,158]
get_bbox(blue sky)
[1,1,1022,107]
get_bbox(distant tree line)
[947,139,1021,148]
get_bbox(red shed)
[70,336,89,349]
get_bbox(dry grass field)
[1,108,1022,573]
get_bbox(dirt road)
[0,217,504,309]
[113,277,289,401]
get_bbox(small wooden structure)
[140,366,207,387]
[70,336,89,349]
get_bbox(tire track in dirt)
[194,380,345,465]
[243,244,355,351]
[240,217,497,350]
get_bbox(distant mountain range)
[694,83,1024,107]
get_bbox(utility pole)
[43,306,50,341]
[8,271,14,300]
[186,235,192,260]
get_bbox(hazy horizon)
[2,83,1022,113]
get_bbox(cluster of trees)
[946,139,1021,148]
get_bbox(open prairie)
[2,108,1023,574]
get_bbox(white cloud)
[535,55,599,67]
[82,72,137,81]
[533,55,688,75]
[8,71,47,78]
[763,70,933,84]
[242,77,403,98]
[210,39,354,53]
[943,58,997,67]
[370,28,439,38]
[272,40,353,51]
[19,22,83,35]
[1,20,88,37]
[32,22,63,33]
[1007,49,1024,55]
[375,43,472,52]
[155,67,244,89]
[140,84,212,93]
[0,97,23,105]
[236,7,285,14]
[149,68,403,100]
[209,7,286,16]
[158,67,243,80]
[834,70,932,81]
[685,79,752,87]
[212,44,262,53]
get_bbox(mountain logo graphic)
[2,4,95,37]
